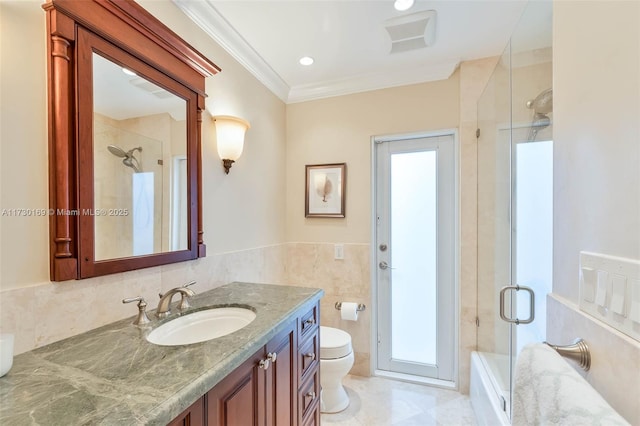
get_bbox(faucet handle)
[176,281,196,310]
[122,296,151,326]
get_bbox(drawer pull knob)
[259,359,270,370]
[304,352,316,360]
[304,317,316,326]
[259,352,277,370]
[306,391,316,399]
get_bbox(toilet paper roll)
[340,302,359,321]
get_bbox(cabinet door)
[207,348,266,426]
[167,397,204,426]
[265,321,296,426]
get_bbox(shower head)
[107,145,127,158]
[107,145,143,172]
[526,88,553,115]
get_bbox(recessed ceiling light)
[299,56,314,66]
[122,67,137,76]
[394,0,414,11]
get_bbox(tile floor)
[320,375,478,425]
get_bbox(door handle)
[499,285,535,324]
[379,261,395,270]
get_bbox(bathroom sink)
[146,307,256,346]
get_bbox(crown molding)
[287,61,459,103]
[172,0,290,101]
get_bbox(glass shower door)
[476,40,515,416]
[476,1,553,421]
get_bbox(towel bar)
[544,338,590,371]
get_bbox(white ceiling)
[174,0,531,103]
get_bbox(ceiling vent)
[384,10,437,54]
[129,77,173,99]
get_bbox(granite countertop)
[0,282,323,425]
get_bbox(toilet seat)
[320,326,352,359]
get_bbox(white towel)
[512,343,630,426]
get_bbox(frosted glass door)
[376,133,456,381]
[390,151,437,365]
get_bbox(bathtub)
[470,351,510,426]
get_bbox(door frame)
[369,128,460,388]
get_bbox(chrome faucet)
[156,281,196,318]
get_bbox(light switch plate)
[579,252,640,343]
[334,244,344,260]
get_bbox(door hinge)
[476,128,480,138]
[377,334,381,345]
[475,317,480,327]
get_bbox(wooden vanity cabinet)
[172,302,320,426]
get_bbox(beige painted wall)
[0,0,287,353]
[285,74,481,386]
[550,1,640,423]
[285,77,460,244]
[1,0,50,287]
[0,0,286,292]
[139,0,288,255]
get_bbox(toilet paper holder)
[335,302,366,312]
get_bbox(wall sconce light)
[213,115,250,174]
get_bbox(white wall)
[553,1,640,301]
[550,1,640,423]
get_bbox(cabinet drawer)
[298,331,319,382]
[298,370,320,422]
[298,304,318,341]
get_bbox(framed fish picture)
[305,163,346,218]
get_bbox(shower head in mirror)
[107,144,127,157]
[526,88,553,115]
[107,145,142,172]
[527,112,551,142]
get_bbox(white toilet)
[319,326,354,413]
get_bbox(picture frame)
[305,163,346,218]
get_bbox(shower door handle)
[499,285,535,325]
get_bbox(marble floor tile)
[321,375,478,426]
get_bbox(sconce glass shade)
[213,115,250,174]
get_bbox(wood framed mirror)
[43,0,220,281]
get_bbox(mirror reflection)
[92,53,188,261]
